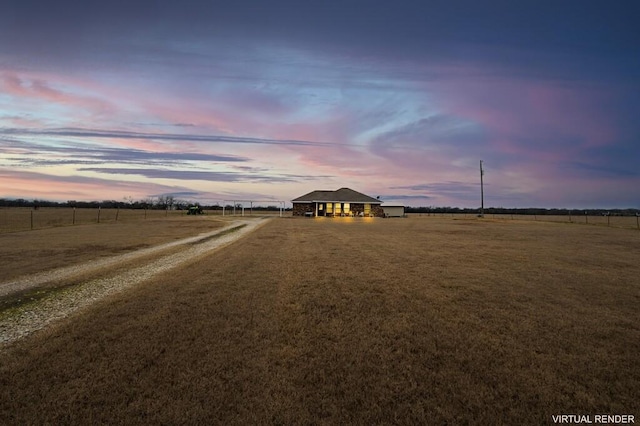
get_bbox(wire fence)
[0,207,186,233]
[0,207,294,233]
[2,207,638,233]
[407,212,640,230]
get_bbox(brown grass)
[408,212,640,229]
[0,207,285,233]
[0,215,228,282]
[0,207,192,233]
[0,217,638,424]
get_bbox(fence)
[0,207,188,233]
[2,208,637,232]
[406,212,640,230]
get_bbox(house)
[292,188,384,217]
[380,203,405,217]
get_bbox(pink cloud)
[525,83,617,147]
[1,72,116,118]
[432,76,619,163]
[1,74,29,96]
[0,169,202,202]
[0,115,47,128]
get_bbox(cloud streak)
[77,167,326,183]
[1,136,249,166]
[0,127,342,148]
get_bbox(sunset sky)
[1,1,638,208]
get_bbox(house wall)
[293,202,385,217]
[349,203,365,216]
[350,203,384,217]
[293,203,315,216]
[371,205,385,217]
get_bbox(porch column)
[315,202,318,217]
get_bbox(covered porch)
[297,202,377,217]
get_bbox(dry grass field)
[0,215,230,283]
[0,207,285,233]
[409,212,640,229]
[0,216,638,424]
[0,207,188,233]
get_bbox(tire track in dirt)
[0,220,261,297]
[0,218,271,347]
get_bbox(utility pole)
[480,160,485,217]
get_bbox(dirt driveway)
[0,217,270,347]
[0,216,233,282]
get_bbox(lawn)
[0,217,638,424]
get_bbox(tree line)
[405,206,640,216]
[1,198,637,216]
[1,197,175,210]
[0,197,286,211]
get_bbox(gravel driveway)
[0,218,270,348]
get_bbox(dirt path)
[0,217,270,347]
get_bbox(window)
[364,204,371,216]
[326,203,333,213]
[334,203,341,214]
[343,203,350,215]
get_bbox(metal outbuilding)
[380,204,405,217]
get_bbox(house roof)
[292,188,382,204]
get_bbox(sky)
[1,1,639,208]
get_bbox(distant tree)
[156,195,176,210]
[157,195,175,209]
[139,198,154,209]
[174,199,189,210]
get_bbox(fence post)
[636,214,639,230]
[116,208,119,222]
[31,210,34,230]
[73,207,76,225]
[97,207,101,223]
